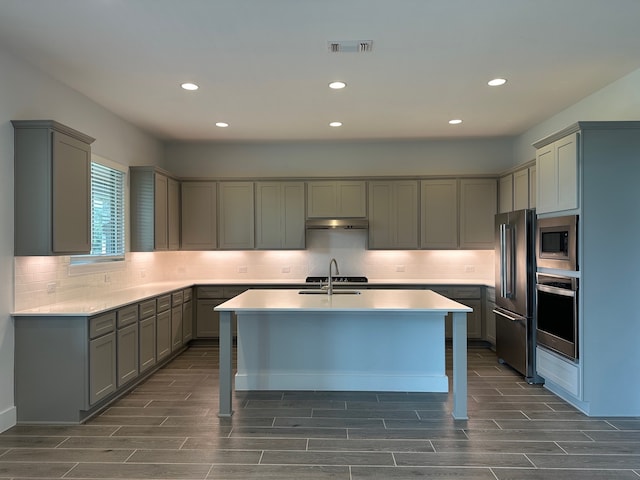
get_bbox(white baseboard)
[0,405,17,433]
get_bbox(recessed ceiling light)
[181,82,199,91]
[329,81,347,90]
[329,121,343,127]
[488,78,507,87]
[449,119,463,125]
[215,122,229,128]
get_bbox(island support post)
[218,311,234,417]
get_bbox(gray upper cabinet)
[307,180,367,218]
[130,167,180,251]
[13,120,94,256]
[513,168,530,211]
[255,182,305,249]
[420,179,458,249]
[498,174,513,213]
[498,163,536,213]
[459,178,497,249]
[368,180,419,249]
[218,181,255,249]
[181,181,217,250]
[535,132,578,214]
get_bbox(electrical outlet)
[464,265,475,273]
[281,266,290,273]
[396,265,405,272]
[47,282,57,294]
[238,265,248,273]
[104,273,111,283]
[140,269,146,278]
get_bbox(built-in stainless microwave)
[536,215,578,271]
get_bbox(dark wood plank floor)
[1,345,639,479]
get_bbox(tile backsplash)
[14,230,494,311]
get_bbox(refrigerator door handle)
[493,308,524,322]
[499,223,515,299]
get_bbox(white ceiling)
[1,0,640,142]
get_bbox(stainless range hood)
[305,218,369,229]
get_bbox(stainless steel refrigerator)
[494,209,542,384]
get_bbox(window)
[73,160,125,263]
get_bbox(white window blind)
[89,162,125,259]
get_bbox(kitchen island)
[215,288,472,420]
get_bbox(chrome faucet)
[328,258,340,295]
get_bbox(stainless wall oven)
[536,215,578,271]
[536,273,578,361]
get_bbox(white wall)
[0,46,163,432]
[165,137,515,178]
[513,68,640,165]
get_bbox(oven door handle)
[536,284,576,297]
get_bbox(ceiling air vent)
[328,40,373,53]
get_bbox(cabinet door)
[282,182,306,249]
[139,316,156,373]
[307,182,337,217]
[337,181,367,217]
[182,301,193,344]
[307,181,366,218]
[513,168,530,211]
[369,181,418,249]
[168,177,180,250]
[171,305,183,351]
[445,299,482,340]
[52,131,91,254]
[498,174,513,213]
[154,174,169,250]
[536,144,555,214]
[484,288,496,347]
[459,178,497,249]
[156,310,171,361]
[181,182,217,250]
[196,299,224,338]
[117,323,139,387]
[555,133,578,211]
[218,182,255,249]
[528,165,537,209]
[421,179,458,249]
[89,332,116,405]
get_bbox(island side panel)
[235,311,448,392]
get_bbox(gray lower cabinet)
[182,289,193,343]
[171,305,183,351]
[89,312,117,406]
[195,286,245,338]
[432,286,483,340]
[14,289,193,424]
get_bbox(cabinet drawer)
[183,288,193,302]
[223,286,248,298]
[117,304,138,328]
[89,312,116,339]
[172,291,184,306]
[157,294,172,312]
[139,299,156,320]
[197,286,224,299]
[452,286,481,299]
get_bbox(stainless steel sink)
[298,289,361,295]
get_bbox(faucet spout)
[328,258,340,295]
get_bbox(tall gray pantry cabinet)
[533,121,640,416]
[12,120,95,255]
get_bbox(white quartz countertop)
[215,289,473,313]
[13,278,490,316]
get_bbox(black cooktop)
[305,276,368,283]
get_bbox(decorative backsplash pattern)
[14,230,494,311]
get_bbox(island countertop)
[215,288,473,313]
